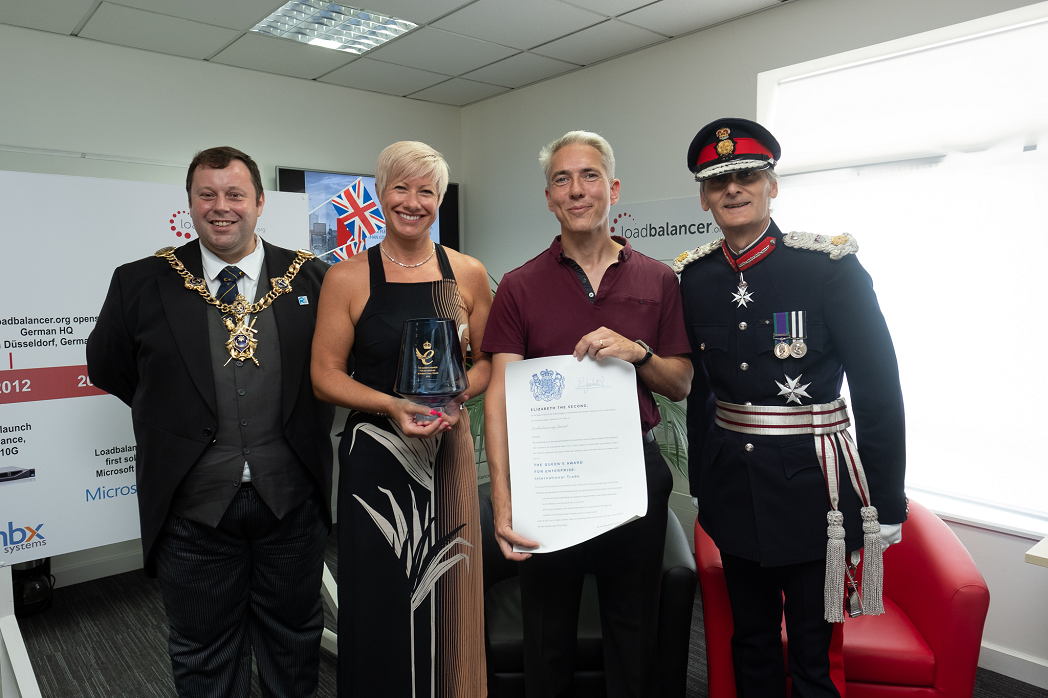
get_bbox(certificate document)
[505,354,648,553]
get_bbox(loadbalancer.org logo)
[611,211,719,239]
[169,209,194,240]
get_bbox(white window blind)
[757,3,1048,523]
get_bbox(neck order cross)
[155,246,315,366]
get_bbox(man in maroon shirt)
[482,131,693,697]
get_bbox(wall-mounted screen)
[277,167,460,263]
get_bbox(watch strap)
[633,339,653,367]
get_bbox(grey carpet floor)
[15,533,1047,698]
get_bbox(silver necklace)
[380,241,435,268]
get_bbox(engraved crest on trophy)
[395,318,469,411]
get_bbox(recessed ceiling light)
[251,1,417,55]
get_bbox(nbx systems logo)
[1,521,46,554]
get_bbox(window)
[758,4,1048,529]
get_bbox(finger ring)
[599,339,605,348]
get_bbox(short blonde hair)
[539,131,615,184]
[375,141,449,204]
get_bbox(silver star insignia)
[732,285,754,308]
[776,374,812,405]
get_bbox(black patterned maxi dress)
[337,244,485,697]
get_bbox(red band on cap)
[697,138,773,168]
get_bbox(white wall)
[458,0,1048,686]
[0,23,461,192]
[948,522,1048,689]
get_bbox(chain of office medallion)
[154,246,315,314]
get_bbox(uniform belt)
[715,397,850,435]
[642,430,655,444]
[714,398,885,622]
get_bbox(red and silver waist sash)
[714,398,884,621]
[716,398,851,437]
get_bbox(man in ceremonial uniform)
[483,131,693,697]
[87,146,333,698]
[675,119,906,697]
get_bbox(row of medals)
[735,276,808,360]
[774,338,807,360]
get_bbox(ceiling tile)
[560,0,655,17]
[409,78,508,106]
[211,32,356,79]
[532,19,664,65]
[78,3,242,60]
[433,0,603,50]
[111,0,283,31]
[319,58,450,95]
[366,26,517,76]
[620,0,778,37]
[0,0,100,35]
[350,0,474,25]
[463,52,577,89]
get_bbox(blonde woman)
[312,141,491,697]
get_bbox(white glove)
[692,496,699,511]
[879,523,902,549]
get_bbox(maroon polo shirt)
[482,236,691,433]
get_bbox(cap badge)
[716,127,731,140]
[716,139,734,158]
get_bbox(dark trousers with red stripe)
[154,487,328,698]
[720,552,845,698]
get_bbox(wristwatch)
[633,339,653,367]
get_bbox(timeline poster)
[0,169,308,565]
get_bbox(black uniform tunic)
[680,221,906,566]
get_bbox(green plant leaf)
[465,394,486,465]
[653,393,689,477]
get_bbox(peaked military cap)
[687,117,781,181]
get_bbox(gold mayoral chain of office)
[154,246,315,366]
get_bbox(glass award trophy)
[394,318,469,412]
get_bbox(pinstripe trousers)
[154,486,328,698]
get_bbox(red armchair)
[694,500,990,697]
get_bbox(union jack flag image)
[330,244,356,262]
[330,179,385,258]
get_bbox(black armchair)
[479,494,697,697]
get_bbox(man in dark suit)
[87,146,334,698]
[675,119,906,697]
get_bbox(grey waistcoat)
[169,257,314,526]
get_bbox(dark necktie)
[217,266,246,317]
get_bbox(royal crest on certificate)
[505,354,648,553]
